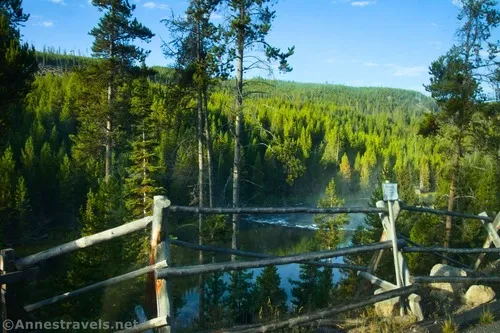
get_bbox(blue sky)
[21,0,471,92]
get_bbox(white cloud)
[392,65,427,77]
[143,1,168,10]
[325,57,337,64]
[363,61,379,67]
[452,0,463,8]
[431,22,438,27]
[50,0,65,4]
[34,20,54,27]
[351,1,376,7]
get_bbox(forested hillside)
[1,0,500,331]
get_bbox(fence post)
[151,196,173,333]
[1,249,15,333]
[382,182,407,316]
[474,212,500,270]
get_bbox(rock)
[374,288,400,317]
[464,285,495,306]
[429,264,467,298]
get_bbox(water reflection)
[173,208,367,327]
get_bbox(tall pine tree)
[89,0,154,182]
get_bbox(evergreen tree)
[339,153,352,181]
[14,175,31,244]
[0,146,15,245]
[124,71,160,219]
[290,263,321,313]
[315,178,349,251]
[0,0,36,145]
[89,0,154,182]
[202,272,226,329]
[423,0,499,249]
[226,270,254,324]
[224,0,294,255]
[253,266,287,321]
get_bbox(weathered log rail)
[2,186,499,333]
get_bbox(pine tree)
[202,272,226,329]
[290,263,320,313]
[225,0,294,256]
[226,270,254,324]
[419,157,430,192]
[0,146,15,245]
[0,0,37,144]
[14,175,31,244]
[253,266,287,321]
[89,0,154,182]
[339,153,352,181]
[124,71,160,219]
[315,178,349,251]
[423,0,500,249]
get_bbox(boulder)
[464,285,495,306]
[374,288,399,317]
[429,264,467,299]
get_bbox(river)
[173,196,371,327]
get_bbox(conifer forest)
[1,0,500,332]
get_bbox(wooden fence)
[1,192,500,333]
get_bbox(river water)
[173,197,371,327]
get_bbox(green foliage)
[226,270,254,324]
[253,266,287,321]
[441,317,458,333]
[202,272,226,329]
[479,308,495,325]
[315,178,349,250]
[124,73,161,219]
[0,0,37,144]
[289,260,333,313]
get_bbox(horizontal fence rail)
[400,205,494,222]
[403,247,500,254]
[16,216,153,269]
[158,241,394,278]
[171,239,368,271]
[412,276,500,284]
[397,234,476,273]
[169,206,387,214]
[204,285,421,333]
[25,260,168,312]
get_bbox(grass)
[441,317,459,333]
[478,308,495,326]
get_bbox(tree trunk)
[204,90,214,208]
[105,92,113,183]
[232,3,245,261]
[142,124,147,217]
[105,36,114,183]
[443,138,461,254]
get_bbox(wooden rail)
[171,239,368,271]
[205,285,421,333]
[157,242,394,278]
[403,247,500,254]
[169,205,388,214]
[24,260,168,312]
[412,276,500,283]
[399,204,494,222]
[15,216,153,269]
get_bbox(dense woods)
[1,0,500,331]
